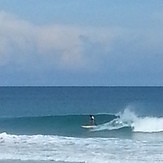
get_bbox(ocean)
[0,86,163,163]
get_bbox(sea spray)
[92,108,163,133]
[120,108,163,133]
[117,108,163,133]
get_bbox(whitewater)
[93,109,163,133]
[0,132,163,163]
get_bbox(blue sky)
[0,0,163,86]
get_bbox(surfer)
[81,115,97,129]
[90,115,95,125]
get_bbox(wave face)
[0,109,163,138]
[0,114,118,137]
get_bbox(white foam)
[0,132,163,163]
[120,108,163,133]
[92,118,130,132]
[133,117,163,133]
[93,108,163,133]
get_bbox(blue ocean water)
[0,86,163,163]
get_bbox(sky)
[0,0,163,86]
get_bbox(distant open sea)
[0,86,163,163]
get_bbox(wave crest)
[93,108,163,133]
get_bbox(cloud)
[0,11,36,66]
[34,25,120,71]
[36,25,84,69]
[0,11,121,72]
[0,10,163,85]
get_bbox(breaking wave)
[0,109,163,137]
[93,108,163,133]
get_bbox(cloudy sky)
[0,0,163,86]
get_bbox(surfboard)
[81,125,97,129]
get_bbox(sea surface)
[0,86,163,163]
